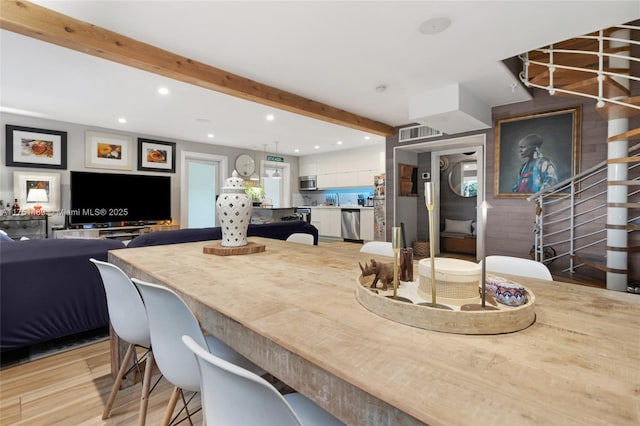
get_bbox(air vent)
[398,124,442,143]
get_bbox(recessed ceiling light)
[336,141,343,145]
[294,148,300,153]
[364,136,371,140]
[118,117,127,124]
[158,87,169,95]
[266,114,275,121]
[207,133,214,138]
[314,145,320,150]
[419,17,451,35]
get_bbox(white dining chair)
[132,278,264,426]
[481,255,553,280]
[360,241,394,257]
[286,233,314,245]
[182,335,344,426]
[89,259,154,426]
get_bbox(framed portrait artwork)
[85,131,133,170]
[494,107,581,198]
[137,138,176,173]
[13,171,61,213]
[5,125,67,169]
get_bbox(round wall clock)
[235,154,255,177]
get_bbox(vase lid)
[222,170,246,192]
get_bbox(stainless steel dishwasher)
[341,209,361,241]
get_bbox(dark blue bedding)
[0,238,125,351]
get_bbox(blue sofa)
[128,220,318,247]
[0,220,318,353]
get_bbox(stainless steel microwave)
[299,175,317,191]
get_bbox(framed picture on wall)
[85,131,133,170]
[494,106,581,198]
[13,171,61,213]
[137,138,176,173]
[5,125,67,169]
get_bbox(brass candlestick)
[392,226,401,298]
[479,201,491,308]
[424,182,437,306]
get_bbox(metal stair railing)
[528,144,640,273]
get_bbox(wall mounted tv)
[70,171,171,226]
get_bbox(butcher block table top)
[109,238,640,426]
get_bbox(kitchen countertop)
[253,207,295,210]
[298,205,374,209]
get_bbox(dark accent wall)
[387,89,611,263]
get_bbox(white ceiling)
[1,1,638,156]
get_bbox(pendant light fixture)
[272,141,282,179]
[249,147,259,181]
[262,144,269,178]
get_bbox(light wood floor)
[0,339,201,425]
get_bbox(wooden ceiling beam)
[0,0,394,136]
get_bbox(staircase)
[519,21,639,292]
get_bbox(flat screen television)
[69,171,171,226]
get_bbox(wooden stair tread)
[606,223,640,231]
[560,76,629,99]
[598,96,640,120]
[607,202,640,208]
[608,127,640,142]
[607,245,640,253]
[606,157,640,164]
[607,180,640,186]
[529,67,629,86]
[571,254,627,274]
[527,52,601,70]
[528,46,629,67]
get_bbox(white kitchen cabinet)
[299,157,317,177]
[301,144,384,189]
[360,209,374,241]
[311,207,341,238]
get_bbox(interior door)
[180,152,227,228]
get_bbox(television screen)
[70,171,171,225]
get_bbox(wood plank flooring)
[0,339,202,425]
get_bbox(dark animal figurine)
[359,259,395,291]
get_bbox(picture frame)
[13,171,61,213]
[137,138,176,173]
[85,131,133,170]
[5,125,67,169]
[494,107,581,198]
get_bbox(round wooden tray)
[355,275,536,335]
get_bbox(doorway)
[180,152,228,228]
[393,134,486,256]
[260,160,291,208]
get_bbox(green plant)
[245,183,265,203]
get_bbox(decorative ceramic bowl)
[486,276,527,306]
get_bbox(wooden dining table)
[109,237,640,425]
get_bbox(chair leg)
[102,343,135,420]
[162,386,180,426]
[137,351,154,426]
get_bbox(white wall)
[1,113,299,228]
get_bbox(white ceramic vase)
[216,170,252,247]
